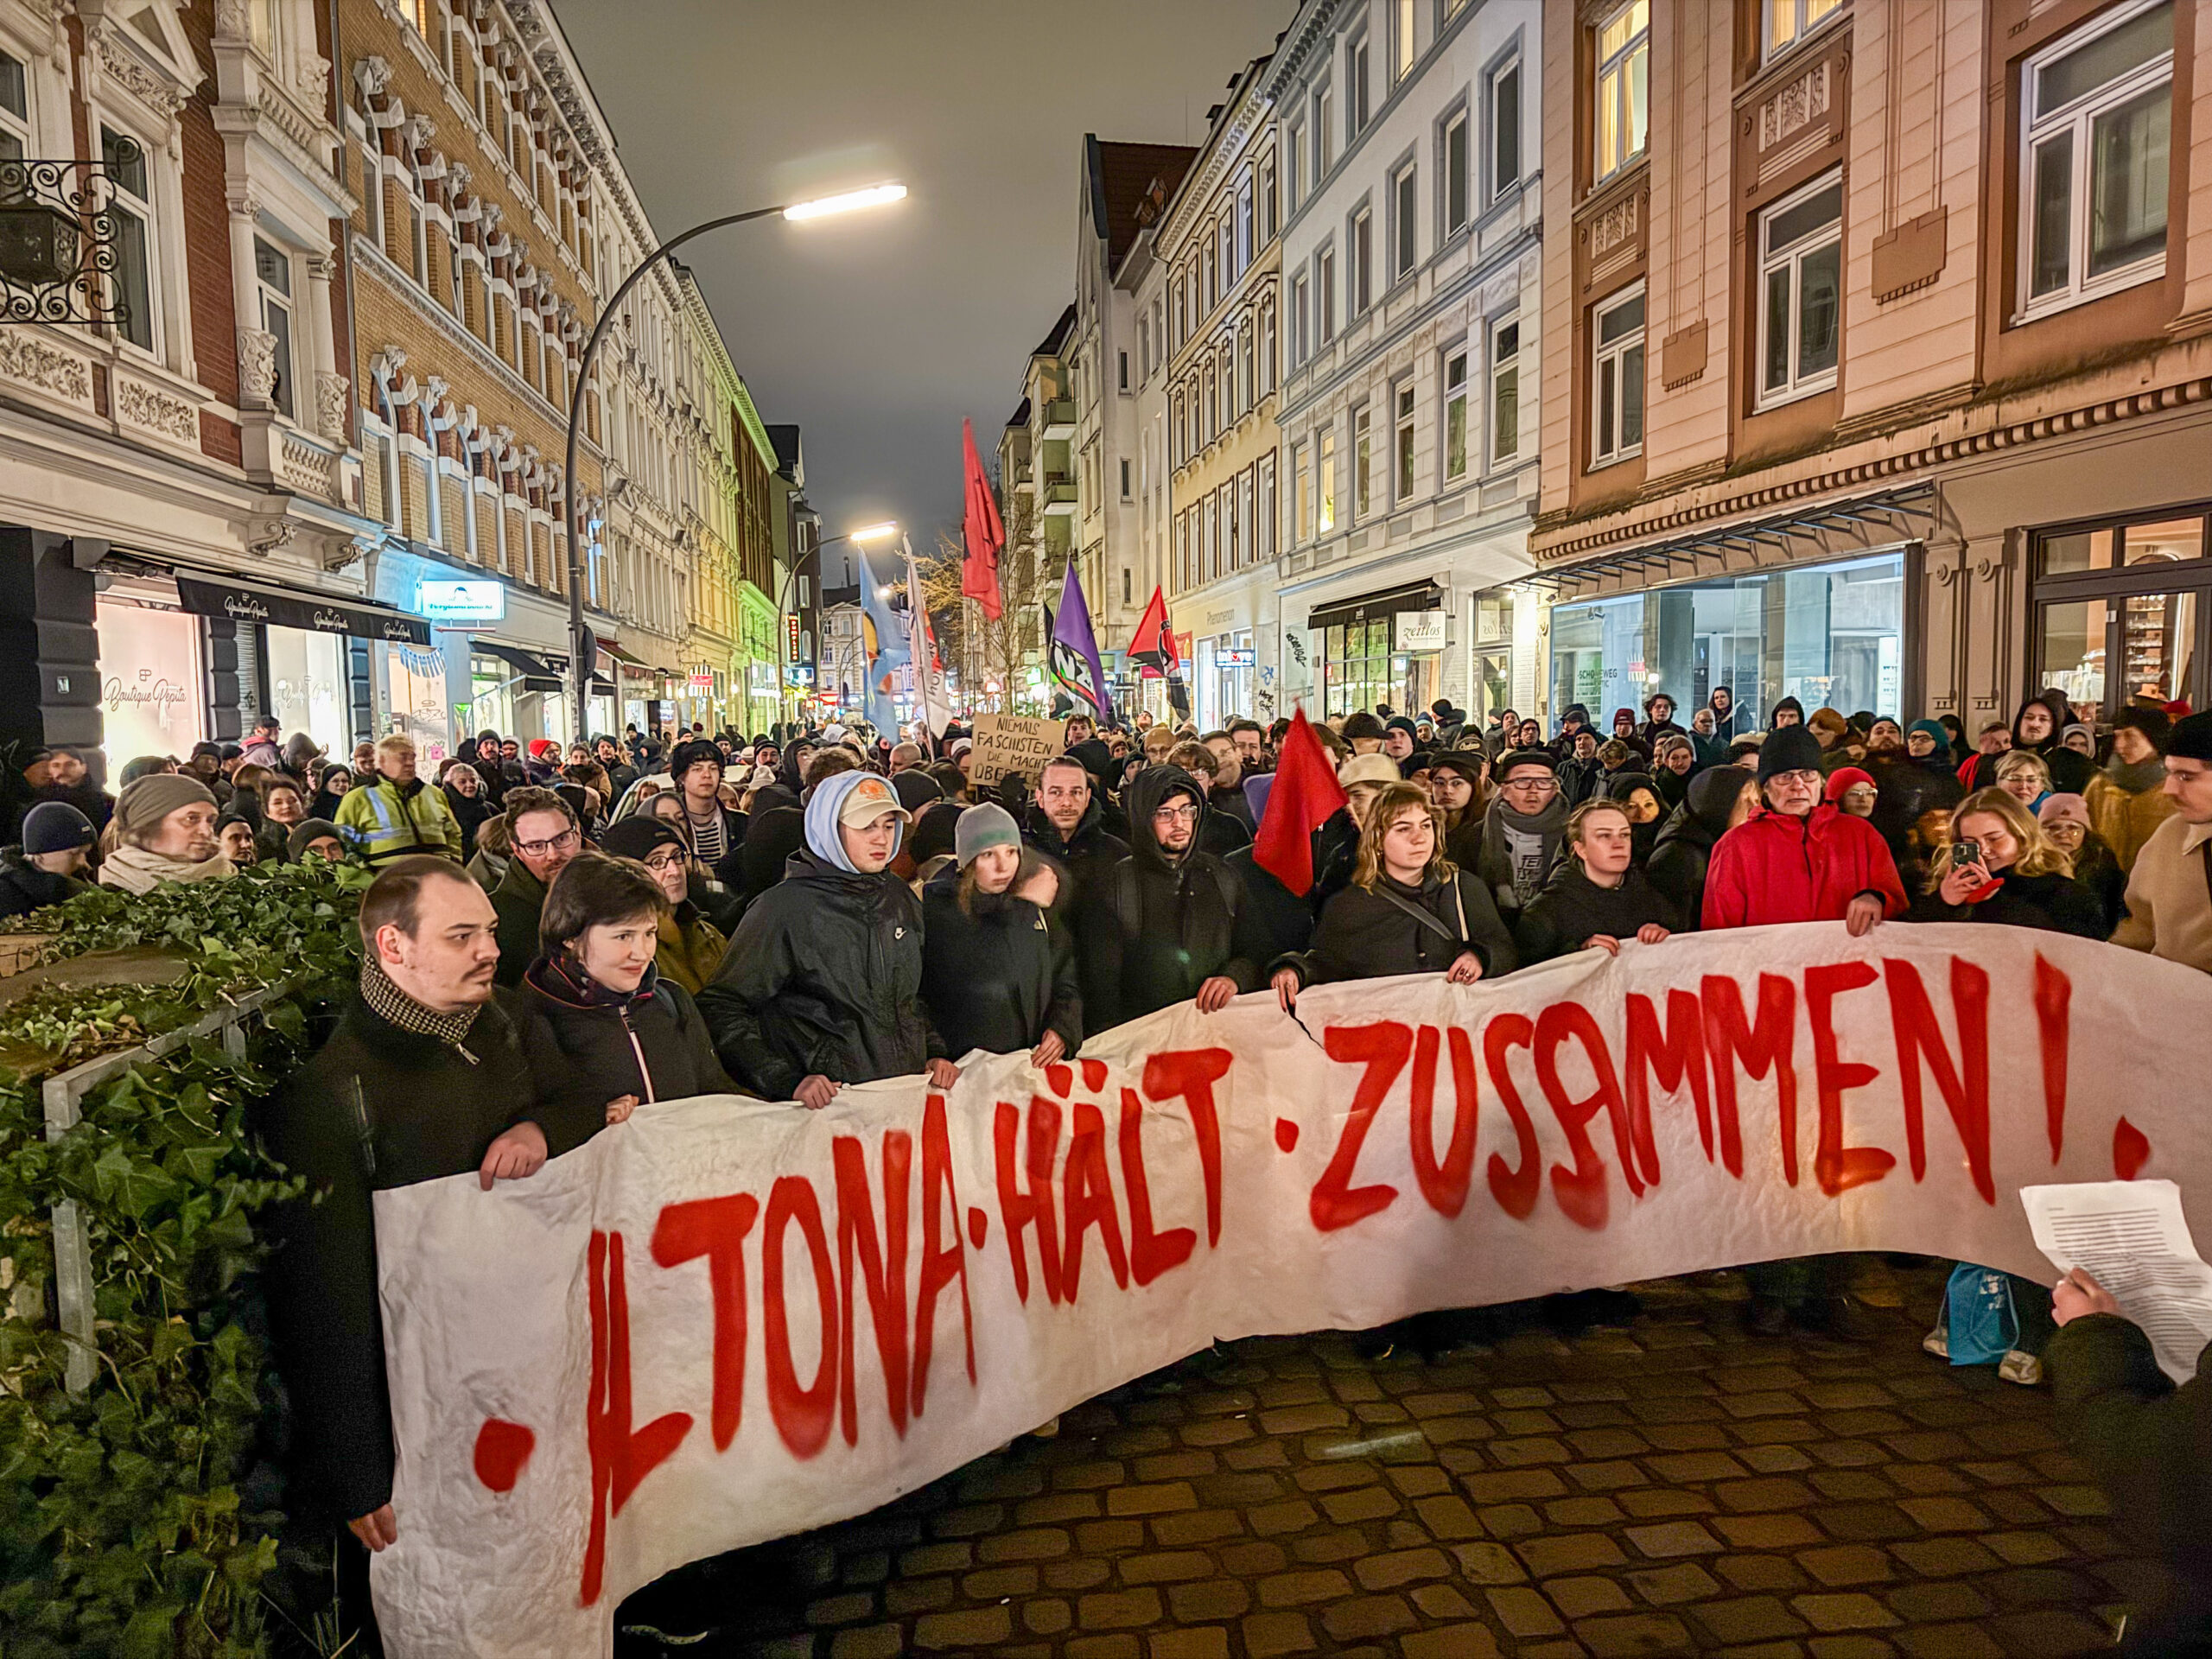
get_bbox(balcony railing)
[1041,472,1077,509]
[1039,397,1075,431]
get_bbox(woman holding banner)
[920,804,1081,1065]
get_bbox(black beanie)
[1758,724,1825,783]
[2166,711,2212,765]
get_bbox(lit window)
[1766,0,1844,61]
[253,237,296,419]
[1354,404,1373,518]
[1591,285,1645,467]
[1490,319,1521,463]
[1317,428,1337,534]
[1395,382,1415,500]
[1394,0,1417,83]
[1442,107,1470,237]
[2020,0,2172,316]
[1490,54,1522,200]
[1594,1,1649,183]
[1443,350,1469,481]
[1757,173,1842,404]
[102,126,155,353]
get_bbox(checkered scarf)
[359,957,482,1056]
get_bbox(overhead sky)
[552,0,1293,584]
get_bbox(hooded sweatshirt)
[696,768,943,1098]
[1077,766,1257,1029]
[1476,791,1570,918]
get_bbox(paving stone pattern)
[614,1268,2145,1659]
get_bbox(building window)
[1443,349,1469,481]
[1259,299,1276,393]
[1293,440,1311,542]
[1351,204,1373,314]
[1317,245,1336,342]
[253,237,296,419]
[1118,348,1129,392]
[1757,172,1842,405]
[1317,427,1337,534]
[1395,381,1416,500]
[1257,452,1276,561]
[1392,162,1418,280]
[1394,0,1417,82]
[1120,457,1131,499]
[1591,284,1645,467]
[1237,178,1255,269]
[1354,404,1374,518]
[1442,107,1470,238]
[1490,54,1522,200]
[1347,32,1370,138]
[2019,0,2173,317]
[1490,318,1521,463]
[2032,511,2210,719]
[1594,1,1650,183]
[1766,0,1844,62]
[101,126,155,353]
[1290,270,1309,365]
[1314,85,1334,176]
[1259,158,1278,240]
[1286,122,1304,207]
[0,49,29,162]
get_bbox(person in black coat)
[439,762,496,859]
[1271,781,1517,1007]
[1646,766,1755,931]
[259,861,547,1574]
[0,801,95,918]
[1907,788,2106,938]
[1516,799,1681,965]
[1557,729,1604,807]
[517,853,738,1154]
[696,771,956,1109]
[1868,720,1967,869]
[1022,755,1131,918]
[1079,765,1261,1029]
[921,804,1083,1062]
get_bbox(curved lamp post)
[777,519,898,718]
[561,183,906,732]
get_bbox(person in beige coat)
[2085,706,2177,873]
[2110,712,2212,975]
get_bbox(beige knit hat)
[114,773,216,842]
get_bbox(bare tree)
[918,489,1062,715]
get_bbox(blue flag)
[859,543,911,734]
[1049,562,1113,726]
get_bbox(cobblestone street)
[614,1263,2145,1659]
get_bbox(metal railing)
[41,986,285,1393]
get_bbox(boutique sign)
[175,575,431,646]
[417,580,506,624]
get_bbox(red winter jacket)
[1700,802,1910,931]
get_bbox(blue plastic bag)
[1945,1262,2018,1365]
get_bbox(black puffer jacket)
[696,847,944,1098]
[1868,753,1965,866]
[1077,766,1258,1029]
[1022,796,1130,918]
[1516,861,1681,964]
[518,955,737,1155]
[1289,868,1518,987]
[0,847,88,918]
[919,869,1082,1058]
[1646,766,1751,931]
[1905,866,2106,938]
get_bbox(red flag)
[1253,707,1348,897]
[1126,585,1179,678]
[960,417,1004,620]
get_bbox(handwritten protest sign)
[369,925,2212,1656]
[966,714,1067,785]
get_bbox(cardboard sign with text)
[369,925,2212,1656]
[966,714,1068,785]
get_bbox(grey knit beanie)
[953,802,1021,868]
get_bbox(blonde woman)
[1909,787,2102,938]
[1993,749,2052,811]
[1270,781,1516,1009]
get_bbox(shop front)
[1306,581,1446,721]
[93,590,206,763]
[2027,505,2209,721]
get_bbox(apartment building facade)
[1155,57,1286,728]
[1268,0,1546,725]
[1531,0,2212,734]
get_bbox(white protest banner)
[370,925,2212,1656]
[966,713,1067,785]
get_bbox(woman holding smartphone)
[1909,788,2103,938]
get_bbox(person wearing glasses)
[599,816,729,994]
[1474,749,1571,929]
[1077,764,1259,1029]
[489,787,584,987]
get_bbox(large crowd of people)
[8,680,2212,1649]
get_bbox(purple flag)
[1049,562,1114,725]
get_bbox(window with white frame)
[1314,85,1334,176]
[1354,403,1373,518]
[1290,270,1309,365]
[1394,0,1417,82]
[1757,173,1842,404]
[1442,106,1470,238]
[1293,439,1310,542]
[2020,0,2173,317]
[1317,244,1336,342]
[1317,426,1337,533]
[1287,121,1305,207]
[0,48,29,162]
[1490,317,1521,463]
[1259,158,1277,240]
[1395,380,1416,500]
[1347,32,1370,138]
[102,126,155,353]
[253,237,296,419]
[1594,1,1649,183]
[1351,203,1373,314]
[1393,162,1418,281]
[1443,349,1469,481]
[1219,214,1234,288]
[1120,457,1132,499]
[1257,452,1275,560]
[1591,284,1645,467]
[1765,0,1844,62]
[1490,52,1522,200]
[1259,299,1276,393]
[1237,179,1255,269]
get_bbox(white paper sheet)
[2021,1179,2212,1382]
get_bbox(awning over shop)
[1526,483,1942,595]
[1307,579,1445,633]
[174,574,431,646]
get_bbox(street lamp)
[561,183,906,731]
[773,519,899,713]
